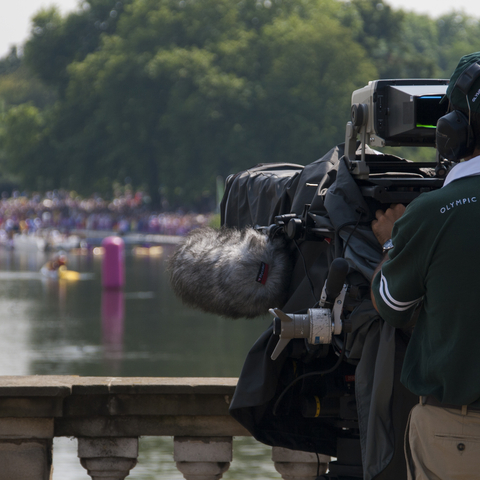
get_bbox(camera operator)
[370,52,480,479]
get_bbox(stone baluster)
[174,436,232,480]
[272,446,330,480]
[0,418,54,480]
[78,437,138,480]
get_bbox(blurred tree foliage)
[0,0,479,208]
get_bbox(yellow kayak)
[40,264,81,281]
[58,265,81,281]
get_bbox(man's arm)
[371,254,388,311]
[370,204,406,311]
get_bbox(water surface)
[0,244,278,479]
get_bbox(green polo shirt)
[372,173,480,406]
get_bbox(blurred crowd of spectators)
[0,189,215,237]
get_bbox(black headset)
[436,61,480,161]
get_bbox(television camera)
[169,78,452,480]
[227,79,452,480]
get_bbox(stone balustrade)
[0,376,330,480]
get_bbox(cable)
[340,208,366,258]
[272,332,347,416]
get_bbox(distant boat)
[40,265,59,279]
[40,264,81,281]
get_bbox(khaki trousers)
[405,403,480,479]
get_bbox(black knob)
[351,103,367,127]
[286,218,303,240]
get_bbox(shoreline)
[71,229,183,246]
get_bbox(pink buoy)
[101,236,125,289]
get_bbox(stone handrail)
[0,376,330,480]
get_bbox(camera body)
[223,79,455,480]
[171,78,456,480]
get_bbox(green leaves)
[0,104,57,190]
[1,0,480,207]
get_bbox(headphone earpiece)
[436,110,475,161]
[436,60,480,161]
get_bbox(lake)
[0,242,279,479]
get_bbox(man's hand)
[371,204,406,246]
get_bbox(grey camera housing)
[345,79,449,178]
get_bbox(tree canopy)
[0,0,479,209]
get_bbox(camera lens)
[300,396,340,418]
[301,395,322,418]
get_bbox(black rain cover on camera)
[220,163,304,229]
[223,145,418,480]
[229,323,340,456]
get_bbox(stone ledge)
[0,376,250,438]
[0,376,73,397]
[0,397,64,418]
[0,376,238,396]
[0,418,54,439]
[63,393,232,417]
[55,415,250,437]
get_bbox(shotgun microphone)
[168,227,293,319]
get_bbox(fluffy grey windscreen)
[168,227,293,319]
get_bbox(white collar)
[443,155,480,187]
